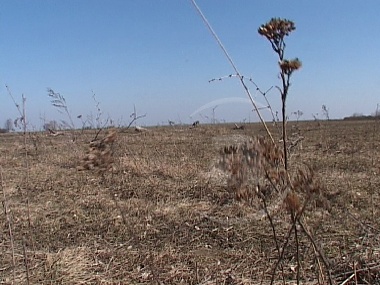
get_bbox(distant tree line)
[0,118,14,133]
[343,112,380,121]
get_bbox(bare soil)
[1,120,379,284]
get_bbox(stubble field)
[1,120,379,284]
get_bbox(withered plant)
[191,3,328,282]
[47,88,75,130]
[5,86,32,226]
[1,166,16,283]
[125,104,147,130]
[214,17,331,285]
[217,137,284,206]
[258,18,302,170]
[217,137,332,284]
[78,129,117,174]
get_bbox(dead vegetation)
[0,120,380,284]
[77,129,117,173]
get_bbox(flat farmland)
[1,120,379,284]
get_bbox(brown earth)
[1,120,379,284]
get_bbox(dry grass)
[1,120,380,284]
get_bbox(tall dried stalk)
[21,95,32,228]
[22,237,30,285]
[258,18,302,170]
[6,86,32,228]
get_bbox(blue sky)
[1,1,379,128]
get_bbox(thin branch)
[92,117,110,142]
[6,85,23,118]
[293,213,301,285]
[126,105,147,129]
[270,221,297,285]
[190,0,274,143]
[298,219,333,285]
[260,190,286,285]
[23,236,30,285]
[21,95,32,228]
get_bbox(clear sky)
[1,1,379,129]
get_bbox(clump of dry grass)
[42,247,95,284]
[77,129,117,173]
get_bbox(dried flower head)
[258,18,295,42]
[279,58,302,75]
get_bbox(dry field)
[1,120,380,284]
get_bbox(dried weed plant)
[217,137,285,206]
[259,18,302,170]
[190,4,328,282]
[77,129,117,173]
[214,17,330,285]
[47,88,75,130]
[217,136,332,284]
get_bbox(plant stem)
[282,96,288,170]
[298,219,333,285]
[262,196,286,285]
[270,221,296,285]
[293,214,301,285]
[23,236,30,285]
[22,95,32,228]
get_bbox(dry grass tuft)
[41,247,95,284]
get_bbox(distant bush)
[43,120,60,131]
